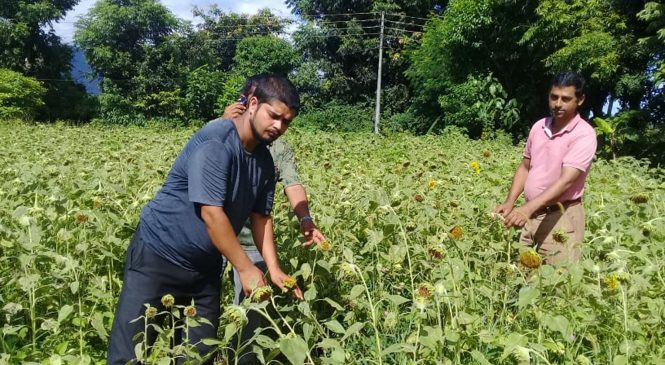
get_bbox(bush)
[0,69,46,120]
[185,65,225,122]
[295,103,373,132]
[436,73,520,138]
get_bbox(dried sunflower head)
[145,306,158,319]
[552,229,568,244]
[223,305,247,327]
[183,305,197,318]
[427,245,445,260]
[252,286,273,302]
[318,240,332,252]
[630,193,649,204]
[415,282,435,300]
[449,226,464,240]
[519,249,542,269]
[161,294,175,308]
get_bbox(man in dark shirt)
[107,74,301,364]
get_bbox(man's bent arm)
[284,184,325,245]
[249,212,280,271]
[250,212,304,299]
[504,166,583,227]
[522,166,582,213]
[200,205,264,291]
[504,157,530,205]
[284,184,310,220]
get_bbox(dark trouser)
[107,231,221,365]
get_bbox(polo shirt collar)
[543,114,582,139]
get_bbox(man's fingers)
[292,285,304,300]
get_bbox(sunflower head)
[519,249,542,269]
[223,305,247,327]
[283,276,297,290]
[252,286,273,302]
[449,226,464,240]
[552,229,568,244]
[415,282,435,300]
[318,240,332,252]
[427,245,445,260]
[145,306,157,319]
[161,294,175,308]
[183,305,197,318]
[603,273,620,293]
[630,193,649,204]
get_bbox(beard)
[250,114,276,144]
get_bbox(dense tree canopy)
[0,0,94,120]
[3,0,662,160]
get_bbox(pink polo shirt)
[523,114,597,202]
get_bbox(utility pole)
[374,11,384,134]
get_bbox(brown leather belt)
[533,197,582,216]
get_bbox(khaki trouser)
[519,203,585,265]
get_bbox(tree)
[407,0,540,133]
[193,7,292,72]
[0,0,94,121]
[75,0,192,123]
[638,1,665,84]
[0,68,46,120]
[287,0,436,111]
[75,0,181,87]
[407,0,658,135]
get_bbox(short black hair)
[551,71,586,98]
[241,76,258,96]
[251,73,300,113]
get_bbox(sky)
[51,0,293,44]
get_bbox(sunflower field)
[1,122,664,365]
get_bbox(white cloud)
[51,0,292,44]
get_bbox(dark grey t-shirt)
[139,119,275,274]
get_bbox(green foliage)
[408,0,659,136]
[1,123,664,363]
[0,69,46,120]
[294,102,373,132]
[185,66,226,122]
[523,0,651,114]
[594,111,665,163]
[75,4,294,124]
[287,0,429,109]
[638,2,665,83]
[407,0,542,133]
[233,36,299,77]
[217,73,247,116]
[0,0,99,121]
[193,7,292,72]
[74,0,181,83]
[0,0,77,77]
[436,73,520,137]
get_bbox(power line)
[384,13,431,22]
[384,19,424,28]
[383,27,423,34]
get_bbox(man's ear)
[577,94,586,107]
[248,96,259,114]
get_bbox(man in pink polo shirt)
[494,71,597,264]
